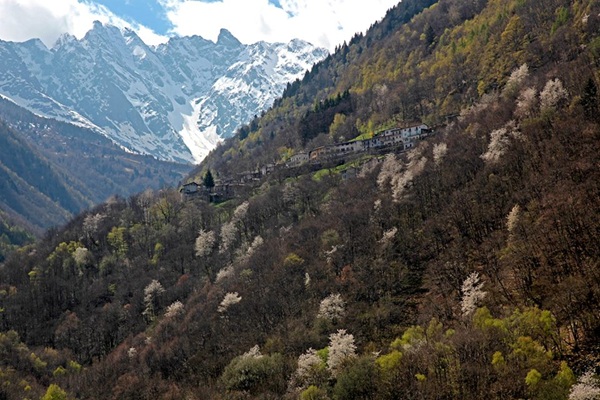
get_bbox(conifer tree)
[581,77,598,121]
[203,169,215,189]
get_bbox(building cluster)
[179,180,238,202]
[181,123,432,200]
[286,123,431,167]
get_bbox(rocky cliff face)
[0,22,327,163]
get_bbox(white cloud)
[160,0,400,51]
[0,0,399,51]
[0,0,167,47]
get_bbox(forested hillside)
[0,0,599,398]
[0,210,33,263]
[0,98,190,234]
[0,119,84,229]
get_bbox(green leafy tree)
[301,385,330,400]
[41,384,68,400]
[221,351,287,395]
[107,227,128,259]
[333,356,379,400]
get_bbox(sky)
[0,0,400,52]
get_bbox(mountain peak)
[217,28,242,48]
[53,32,77,49]
[85,20,125,41]
[22,38,48,51]
[89,20,108,34]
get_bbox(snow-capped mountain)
[0,22,328,163]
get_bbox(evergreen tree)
[203,169,215,189]
[424,23,436,49]
[581,77,598,121]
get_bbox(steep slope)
[0,119,85,229]
[0,210,32,262]
[0,24,328,163]
[0,98,190,231]
[0,0,599,399]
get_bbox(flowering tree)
[219,221,237,254]
[481,121,520,164]
[235,235,264,265]
[506,204,521,234]
[218,292,242,313]
[392,154,428,202]
[432,142,448,165]
[569,370,600,400]
[327,329,357,377]
[377,154,402,188]
[515,87,537,119]
[242,345,262,359]
[127,347,137,359]
[73,247,90,267]
[215,264,235,283]
[317,293,346,321]
[379,227,398,246]
[164,301,184,319]
[291,348,327,390]
[540,78,568,112]
[219,201,250,254]
[83,213,104,242]
[503,63,529,97]
[461,272,486,316]
[195,229,216,258]
[143,280,165,321]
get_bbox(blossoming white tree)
[241,344,262,359]
[219,221,237,254]
[503,63,529,97]
[461,272,486,316]
[540,78,568,112]
[506,204,521,234]
[164,301,184,318]
[218,292,242,313]
[215,264,235,283]
[481,121,520,164]
[432,142,448,165]
[235,235,264,265]
[377,154,402,189]
[195,229,216,258]
[516,87,538,118]
[392,155,428,201]
[317,293,346,321]
[219,201,250,254]
[327,329,357,377]
[73,247,90,267]
[292,348,326,389]
[127,347,137,359]
[143,280,165,321]
[569,370,600,400]
[83,213,104,242]
[379,227,398,246]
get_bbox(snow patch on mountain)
[0,92,103,133]
[180,99,222,164]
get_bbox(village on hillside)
[180,122,433,202]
